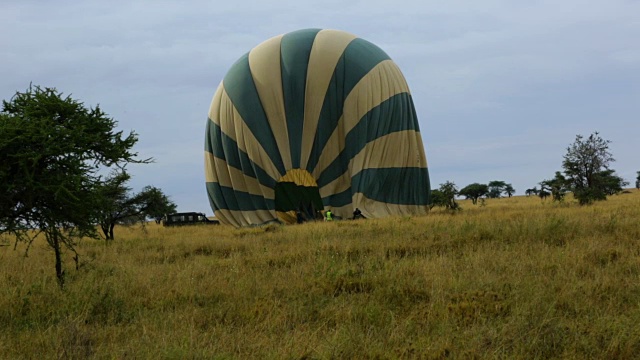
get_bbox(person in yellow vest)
[325,209,333,221]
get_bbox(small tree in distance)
[486,180,515,198]
[439,181,460,210]
[487,181,506,198]
[540,172,569,202]
[504,184,515,197]
[428,189,446,210]
[562,132,626,204]
[96,171,176,240]
[525,187,539,196]
[459,183,489,205]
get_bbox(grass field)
[2,190,640,359]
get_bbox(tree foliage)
[487,180,515,198]
[136,186,178,224]
[503,184,515,197]
[459,183,489,205]
[487,181,505,198]
[438,181,460,210]
[596,169,628,196]
[428,189,446,210]
[562,132,626,204]
[0,85,149,287]
[525,187,539,196]
[540,172,569,202]
[95,172,177,240]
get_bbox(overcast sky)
[2,0,639,214]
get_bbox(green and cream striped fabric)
[205,28,430,227]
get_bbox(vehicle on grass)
[162,212,219,227]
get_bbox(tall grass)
[2,191,640,359]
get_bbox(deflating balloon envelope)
[205,28,430,227]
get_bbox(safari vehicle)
[162,212,219,227]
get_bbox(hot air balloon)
[205,29,430,227]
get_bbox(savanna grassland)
[2,191,640,359]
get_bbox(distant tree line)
[429,132,634,211]
[429,180,515,210]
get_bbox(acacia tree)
[487,181,506,198]
[486,180,514,198]
[96,172,176,240]
[136,186,177,224]
[562,132,626,204]
[0,85,150,287]
[636,171,640,189]
[95,171,131,240]
[525,187,539,196]
[459,183,489,205]
[503,184,515,197]
[439,181,460,210]
[428,189,446,210]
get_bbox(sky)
[2,0,639,214]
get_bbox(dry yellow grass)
[2,190,640,359]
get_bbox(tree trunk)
[101,221,115,241]
[108,223,115,241]
[53,233,64,288]
[101,223,110,240]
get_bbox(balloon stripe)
[316,93,419,187]
[205,119,277,188]
[354,167,430,205]
[300,29,356,170]
[318,130,427,198]
[322,167,430,207]
[305,38,391,173]
[248,35,292,171]
[322,186,352,207]
[311,60,411,179]
[223,53,286,175]
[205,151,275,198]
[280,28,321,169]
[209,208,279,227]
[206,182,275,211]
[215,88,283,182]
[352,193,429,217]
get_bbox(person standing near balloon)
[325,209,333,221]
